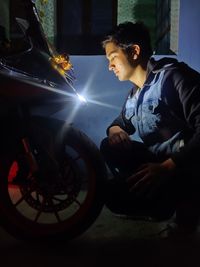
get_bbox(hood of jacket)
[147,57,180,73]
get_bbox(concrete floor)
[0,206,200,267]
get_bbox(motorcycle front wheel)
[0,117,107,241]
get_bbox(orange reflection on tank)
[51,53,72,72]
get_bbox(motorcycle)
[0,0,107,241]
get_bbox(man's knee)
[100,137,111,156]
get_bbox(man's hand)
[108,126,131,149]
[126,159,176,197]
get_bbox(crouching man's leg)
[100,137,172,218]
[173,167,200,234]
[100,137,154,178]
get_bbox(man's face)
[105,42,134,81]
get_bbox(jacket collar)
[144,57,178,86]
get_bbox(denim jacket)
[107,57,200,167]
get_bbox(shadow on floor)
[0,207,200,267]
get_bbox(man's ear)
[132,44,140,60]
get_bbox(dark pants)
[100,138,200,227]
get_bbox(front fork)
[21,137,39,173]
[21,134,61,179]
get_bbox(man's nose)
[108,62,114,71]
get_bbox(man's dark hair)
[102,21,153,62]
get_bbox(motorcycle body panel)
[0,0,107,241]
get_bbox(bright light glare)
[77,93,87,103]
[87,99,120,110]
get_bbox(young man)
[100,21,200,234]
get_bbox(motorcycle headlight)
[77,93,87,103]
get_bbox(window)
[56,0,179,55]
[56,0,117,55]
[155,0,180,54]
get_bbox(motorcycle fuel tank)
[0,0,78,108]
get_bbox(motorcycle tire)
[0,116,107,241]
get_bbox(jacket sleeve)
[168,63,200,167]
[106,89,136,136]
[106,113,135,136]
